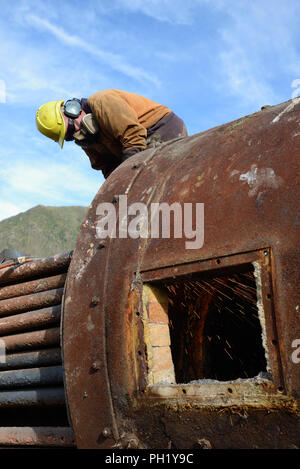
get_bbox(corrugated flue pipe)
[0,251,75,447]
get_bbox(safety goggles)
[63,98,82,141]
[64,98,82,119]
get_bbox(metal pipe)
[0,251,72,286]
[1,327,60,352]
[0,426,75,447]
[0,387,66,407]
[0,366,63,389]
[0,288,64,317]
[0,348,62,371]
[0,273,67,301]
[0,305,61,335]
[0,258,38,271]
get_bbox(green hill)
[0,205,88,258]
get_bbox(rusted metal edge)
[139,248,270,281]
[0,251,72,287]
[0,304,61,336]
[0,273,67,301]
[0,427,75,447]
[140,380,297,408]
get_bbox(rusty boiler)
[0,99,299,449]
[62,98,300,449]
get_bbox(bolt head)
[102,427,111,438]
[90,295,100,306]
[90,361,101,373]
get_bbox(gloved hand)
[121,147,144,162]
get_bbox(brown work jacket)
[84,89,172,171]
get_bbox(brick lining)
[142,285,175,385]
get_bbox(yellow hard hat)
[36,100,66,148]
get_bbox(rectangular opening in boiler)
[162,263,267,383]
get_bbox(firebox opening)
[160,263,267,383]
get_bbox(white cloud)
[116,0,194,24]
[25,14,161,88]
[0,161,102,205]
[0,201,30,222]
[114,0,214,25]
[0,80,6,103]
[219,38,277,107]
[0,2,161,108]
[0,32,83,105]
[215,2,300,108]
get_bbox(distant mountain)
[0,205,88,258]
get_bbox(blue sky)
[0,0,299,221]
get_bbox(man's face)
[62,111,69,135]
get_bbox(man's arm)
[88,91,147,159]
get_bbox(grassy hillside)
[0,205,88,258]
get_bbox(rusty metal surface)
[62,99,300,449]
[1,327,60,352]
[0,388,66,407]
[0,273,66,301]
[0,366,63,389]
[0,251,72,286]
[0,304,61,335]
[0,426,75,447]
[0,288,63,317]
[0,348,62,371]
[0,252,72,447]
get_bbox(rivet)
[121,433,140,449]
[197,438,212,449]
[90,295,100,307]
[97,241,106,249]
[264,250,268,256]
[90,361,101,373]
[83,392,88,399]
[126,438,139,449]
[102,427,111,438]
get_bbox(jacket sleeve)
[89,91,147,152]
